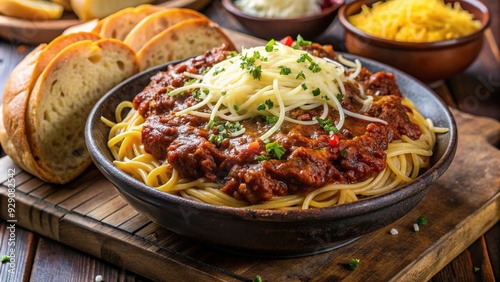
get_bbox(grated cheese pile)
[348,0,482,42]
[234,0,323,19]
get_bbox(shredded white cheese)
[390,228,399,235]
[234,0,323,18]
[95,275,103,282]
[413,223,420,232]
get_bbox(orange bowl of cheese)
[338,0,490,83]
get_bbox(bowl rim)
[85,53,457,223]
[221,0,345,22]
[338,0,490,50]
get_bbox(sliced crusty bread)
[22,39,138,184]
[1,32,102,183]
[137,18,237,71]
[123,8,208,52]
[35,32,102,81]
[70,0,155,20]
[98,4,165,41]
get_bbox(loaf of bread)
[0,38,139,184]
[137,18,237,71]
[1,32,102,182]
[70,0,155,20]
[123,8,208,52]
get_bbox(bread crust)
[123,8,208,51]
[137,18,237,71]
[1,44,49,179]
[99,4,165,40]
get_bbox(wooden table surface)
[0,0,498,281]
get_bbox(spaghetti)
[103,42,446,210]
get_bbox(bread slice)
[0,0,64,20]
[137,18,237,71]
[98,4,165,41]
[123,8,208,52]
[22,39,138,184]
[70,0,155,20]
[1,32,102,183]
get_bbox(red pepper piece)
[328,134,340,147]
[280,36,293,46]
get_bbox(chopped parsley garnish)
[185,78,197,86]
[322,95,331,101]
[253,275,263,282]
[266,115,278,124]
[473,266,480,273]
[192,88,209,99]
[336,93,344,101]
[233,105,239,111]
[312,88,321,96]
[249,65,262,80]
[296,53,321,73]
[279,65,291,75]
[417,215,428,226]
[309,62,321,73]
[292,35,312,49]
[341,149,348,158]
[265,99,274,109]
[255,155,270,161]
[316,117,338,134]
[265,142,286,160]
[296,71,306,79]
[213,67,225,75]
[265,39,276,52]
[301,83,308,90]
[297,53,312,63]
[207,119,244,146]
[240,51,266,80]
[192,89,201,99]
[347,258,360,270]
[209,133,228,146]
[257,100,274,111]
[1,255,9,263]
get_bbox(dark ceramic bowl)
[221,0,345,40]
[338,0,490,83]
[85,54,457,257]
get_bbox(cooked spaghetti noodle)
[103,42,446,210]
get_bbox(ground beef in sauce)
[132,44,422,204]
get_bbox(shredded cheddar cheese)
[348,0,482,42]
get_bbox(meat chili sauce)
[132,44,421,204]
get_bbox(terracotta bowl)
[85,54,457,257]
[338,0,490,83]
[221,0,345,40]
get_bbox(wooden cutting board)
[0,0,213,44]
[0,31,499,282]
